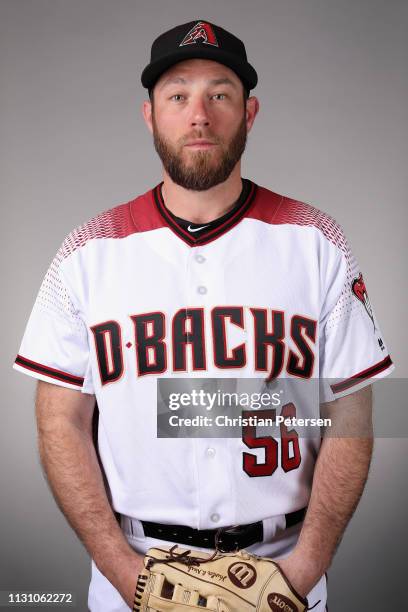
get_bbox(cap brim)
[141,45,258,92]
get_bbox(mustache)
[181,132,221,146]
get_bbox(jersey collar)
[152,179,258,246]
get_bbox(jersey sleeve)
[13,244,94,394]
[319,227,394,402]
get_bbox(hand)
[276,551,323,600]
[113,551,145,609]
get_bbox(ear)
[142,99,153,135]
[245,96,260,134]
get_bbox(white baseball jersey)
[13,179,394,529]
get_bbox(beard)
[152,112,247,191]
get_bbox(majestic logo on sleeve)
[351,273,376,330]
[179,21,219,47]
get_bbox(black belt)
[140,507,307,552]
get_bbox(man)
[13,19,394,611]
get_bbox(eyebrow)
[159,76,238,90]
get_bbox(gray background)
[1,0,407,610]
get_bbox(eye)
[212,93,226,100]
[170,94,184,102]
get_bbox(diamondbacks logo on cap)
[179,21,219,47]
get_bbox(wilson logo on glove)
[228,561,257,588]
[268,592,299,612]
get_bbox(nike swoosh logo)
[187,224,210,233]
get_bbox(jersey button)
[210,513,220,523]
[206,447,216,458]
[197,286,207,295]
[195,254,206,264]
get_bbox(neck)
[161,165,243,223]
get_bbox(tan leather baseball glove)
[132,544,309,611]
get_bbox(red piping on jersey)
[14,355,84,387]
[58,182,351,259]
[330,355,393,394]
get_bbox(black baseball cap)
[141,19,258,96]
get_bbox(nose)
[189,95,210,128]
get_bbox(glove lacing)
[146,525,243,570]
[306,601,320,610]
[146,543,220,570]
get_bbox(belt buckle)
[215,524,245,553]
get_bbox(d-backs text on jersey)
[90,306,317,385]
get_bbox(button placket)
[187,248,209,302]
[185,247,230,529]
[193,249,208,295]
